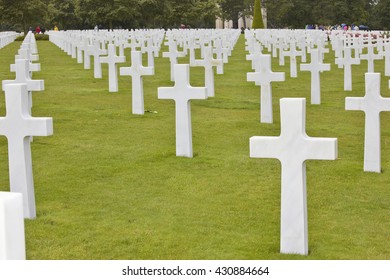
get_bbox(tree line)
[0,0,390,32]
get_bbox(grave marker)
[120,51,154,114]
[247,54,285,123]
[346,73,390,172]
[192,46,222,97]
[0,192,26,260]
[360,42,382,73]
[0,84,53,219]
[335,46,360,91]
[284,41,302,78]
[163,40,186,82]
[158,64,207,158]
[250,98,337,255]
[300,49,331,104]
[100,44,126,92]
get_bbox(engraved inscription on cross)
[346,73,390,173]
[300,49,331,104]
[120,51,154,115]
[250,98,337,255]
[0,84,53,219]
[247,54,285,123]
[158,64,207,158]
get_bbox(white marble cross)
[381,43,390,76]
[360,43,382,73]
[250,98,337,255]
[100,44,126,92]
[284,41,302,78]
[89,40,107,79]
[213,38,228,74]
[83,38,92,70]
[191,46,222,97]
[0,84,53,219]
[119,51,154,115]
[346,73,390,173]
[300,49,331,104]
[3,59,45,127]
[162,40,186,81]
[335,46,360,91]
[247,54,285,123]
[143,38,157,68]
[3,59,44,92]
[158,64,207,158]
[16,47,39,62]
[0,192,26,260]
[11,49,41,77]
[124,37,141,52]
[76,39,84,64]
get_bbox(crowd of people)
[305,24,369,31]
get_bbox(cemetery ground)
[0,35,389,260]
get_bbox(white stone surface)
[247,54,285,123]
[284,42,302,78]
[89,40,107,79]
[162,40,186,82]
[300,49,331,104]
[100,44,126,92]
[0,84,53,219]
[0,192,26,260]
[250,98,337,255]
[381,43,390,76]
[3,59,44,92]
[335,46,360,91]
[360,43,382,73]
[158,64,207,158]
[120,51,154,115]
[346,73,390,173]
[191,46,222,97]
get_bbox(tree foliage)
[252,0,264,29]
[0,0,389,31]
[265,0,377,29]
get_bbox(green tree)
[1,0,47,32]
[45,0,81,30]
[78,0,141,29]
[370,0,390,29]
[220,0,247,29]
[252,0,264,28]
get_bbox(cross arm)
[119,66,134,76]
[303,136,338,161]
[271,72,285,82]
[250,136,282,161]
[158,87,175,100]
[2,79,44,92]
[26,117,53,137]
[345,97,365,111]
[10,63,40,72]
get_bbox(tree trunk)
[233,14,239,29]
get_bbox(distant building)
[216,8,267,29]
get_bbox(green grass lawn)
[0,34,389,260]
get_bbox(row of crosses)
[246,35,390,255]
